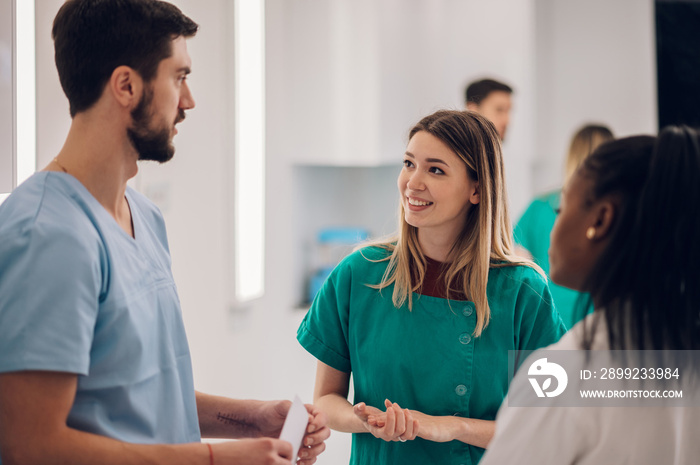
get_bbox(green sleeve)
[514,269,566,353]
[513,199,541,250]
[297,259,353,373]
[514,194,558,273]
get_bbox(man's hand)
[256,400,330,464]
[211,438,293,465]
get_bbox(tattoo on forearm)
[216,412,260,434]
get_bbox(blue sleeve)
[297,259,353,373]
[0,219,104,375]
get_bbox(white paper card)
[279,395,309,462]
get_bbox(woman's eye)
[429,167,445,175]
[403,159,414,168]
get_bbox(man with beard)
[0,1,329,464]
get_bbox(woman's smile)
[406,195,434,209]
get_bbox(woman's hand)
[368,401,459,443]
[354,399,419,442]
[369,400,494,448]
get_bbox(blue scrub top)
[0,172,200,453]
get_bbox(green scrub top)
[514,190,591,328]
[297,246,565,465]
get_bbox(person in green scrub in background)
[297,110,566,464]
[514,124,613,329]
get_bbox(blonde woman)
[297,110,565,464]
[514,124,614,328]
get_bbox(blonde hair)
[564,124,614,183]
[366,110,541,337]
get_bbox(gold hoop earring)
[586,227,596,240]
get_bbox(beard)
[127,87,184,163]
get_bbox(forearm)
[1,373,212,465]
[454,417,495,449]
[422,416,495,449]
[315,393,366,434]
[196,391,266,439]
[2,427,209,465]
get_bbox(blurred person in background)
[465,78,513,141]
[514,124,614,328]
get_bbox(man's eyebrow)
[177,67,191,74]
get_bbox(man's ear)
[466,102,479,112]
[588,199,616,241]
[109,65,142,109]
[470,182,480,205]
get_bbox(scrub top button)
[459,332,472,344]
[455,385,468,396]
[462,304,474,317]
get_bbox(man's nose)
[180,81,195,110]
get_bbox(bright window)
[1,0,35,206]
[16,0,36,186]
[233,0,265,302]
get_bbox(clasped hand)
[353,399,419,442]
[354,399,460,444]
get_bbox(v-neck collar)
[45,171,139,244]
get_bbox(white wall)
[269,0,539,306]
[35,0,67,171]
[532,0,657,193]
[32,1,657,464]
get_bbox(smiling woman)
[296,109,566,465]
[399,131,479,259]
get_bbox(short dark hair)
[52,0,199,117]
[464,79,513,106]
[578,127,700,350]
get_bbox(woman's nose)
[406,172,425,190]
